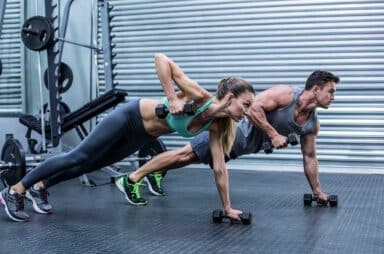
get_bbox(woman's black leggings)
[21,99,156,190]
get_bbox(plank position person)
[120,70,339,207]
[0,53,255,222]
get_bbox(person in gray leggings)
[0,53,255,222]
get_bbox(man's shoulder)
[264,85,295,105]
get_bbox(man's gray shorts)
[190,131,233,168]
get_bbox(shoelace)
[15,194,25,211]
[153,173,163,189]
[131,181,142,199]
[38,189,49,203]
[123,177,143,199]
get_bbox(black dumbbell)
[303,193,338,207]
[263,133,299,154]
[212,209,252,225]
[155,100,196,119]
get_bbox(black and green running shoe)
[115,176,148,206]
[144,172,165,196]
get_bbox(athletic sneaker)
[115,176,148,206]
[26,187,52,214]
[0,187,29,222]
[144,172,165,196]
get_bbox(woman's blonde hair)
[215,77,255,155]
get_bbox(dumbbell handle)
[311,194,334,202]
[156,100,196,118]
[219,212,250,220]
[263,133,299,153]
[160,107,194,115]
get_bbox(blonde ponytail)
[216,118,237,156]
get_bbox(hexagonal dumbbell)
[155,100,196,119]
[303,193,338,207]
[263,133,299,154]
[212,209,252,225]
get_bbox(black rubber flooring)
[1,168,383,254]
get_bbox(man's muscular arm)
[246,85,292,148]
[300,120,328,202]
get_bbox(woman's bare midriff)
[140,99,172,137]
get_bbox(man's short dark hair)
[305,70,340,90]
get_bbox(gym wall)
[0,0,22,113]
[0,0,25,149]
[0,1,383,172]
[103,0,384,172]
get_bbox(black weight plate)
[0,59,2,75]
[21,16,54,51]
[212,209,223,223]
[138,139,167,177]
[44,62,74,94]
[43,101,71,119]
[0,137,26,186]
[303,193,313,206]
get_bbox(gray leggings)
[22,99,156,189]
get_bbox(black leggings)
[21,99,156,189]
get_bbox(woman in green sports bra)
[117,53,255,221]
[1,53,254,223]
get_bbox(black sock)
[127,176,135,184]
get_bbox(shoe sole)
[115,179,148,206]
[144,177,165,196]
[25,191,52,215]
[0,192,29,222]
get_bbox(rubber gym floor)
[1,168,383,254]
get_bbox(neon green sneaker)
[115,176,148,206]
[144,172,165,196]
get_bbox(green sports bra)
[162,96,216,137]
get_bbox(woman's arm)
[155,53,211,112]
[209,124,242,220]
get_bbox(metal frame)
[99,0,115,90]
[44,0,61,147]
[41,0,116,146]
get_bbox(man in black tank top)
[128,70,340,205]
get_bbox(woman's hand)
[224,207,243,221]
[168,97,184,115]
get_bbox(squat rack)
[25,0,117,147]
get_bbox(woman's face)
[226,91,254,121]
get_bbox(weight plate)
[21,16,54,51]
[44,62,74,94]
[42,101,71,119]
[138,139,167,177]
[0,137,26,186]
